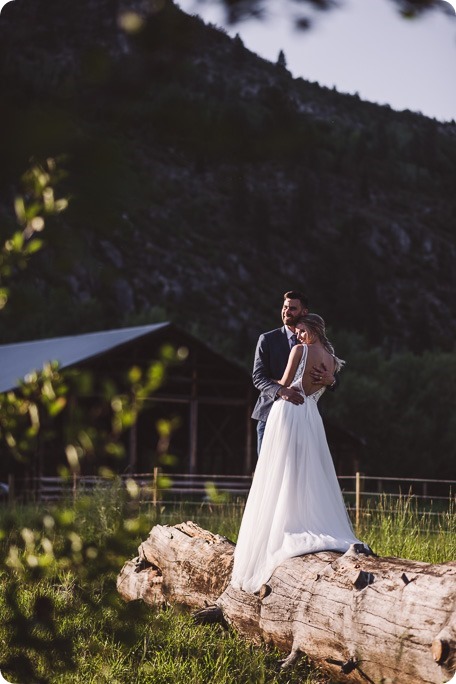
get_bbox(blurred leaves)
[0,342,183,480]
[0,486,155,683]
[1,159,183,484]
[189,0,453,28]
[0,158,68,310]
[205,481,231,504]
[0,301,181,683]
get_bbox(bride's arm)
[278,345,303,386]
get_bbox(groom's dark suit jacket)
[251,325,338,422]
[251,326,292,422]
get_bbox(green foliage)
[0,493,152,683]
[323,334,456,478]
[0,343,183,481]
[0,361,68,466]
[0,162,183,478]
[0,159,67,311]
[0,495,320,684]
[0,494,453,683]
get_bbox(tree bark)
[117,521,456,684]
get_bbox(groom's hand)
[310,363,335,387]
[277,387,304,405]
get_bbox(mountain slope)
[0,0,455,363]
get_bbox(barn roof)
[0,323,169,393]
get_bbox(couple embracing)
[231,290,369,595]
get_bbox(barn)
[0,323,256,481]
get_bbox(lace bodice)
[289,344,326,402]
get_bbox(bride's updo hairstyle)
[298,313,345,372]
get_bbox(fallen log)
[117,521,456,684]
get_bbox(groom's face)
[281,298,308,328]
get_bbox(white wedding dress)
[231,344,363,594]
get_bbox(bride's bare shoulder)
[291,344,304,357]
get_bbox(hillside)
[0,0,455,365]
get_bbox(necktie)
[290,334,297,349]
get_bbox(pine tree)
[277,49,287,70]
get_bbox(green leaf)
[48,397,67,417]
[127,366,142,384]
[14,196,26,224]
[24,238,44,255]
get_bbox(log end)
[432,638,449,665]
[432,608,456,676]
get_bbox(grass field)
[0,486,455,684]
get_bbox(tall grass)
[0,489,454,684]
[355,494,456,563]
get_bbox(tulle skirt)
[231,395,362,594]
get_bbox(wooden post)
[152,466,159,508]
[355,471,361,528]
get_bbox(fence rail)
[5,471,455,517]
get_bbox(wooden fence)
[4,471,455,522]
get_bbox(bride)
[231,313,366,594]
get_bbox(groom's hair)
[283,290,309,308]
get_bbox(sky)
[176,0,456,122]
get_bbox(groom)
[252,290,336,453]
